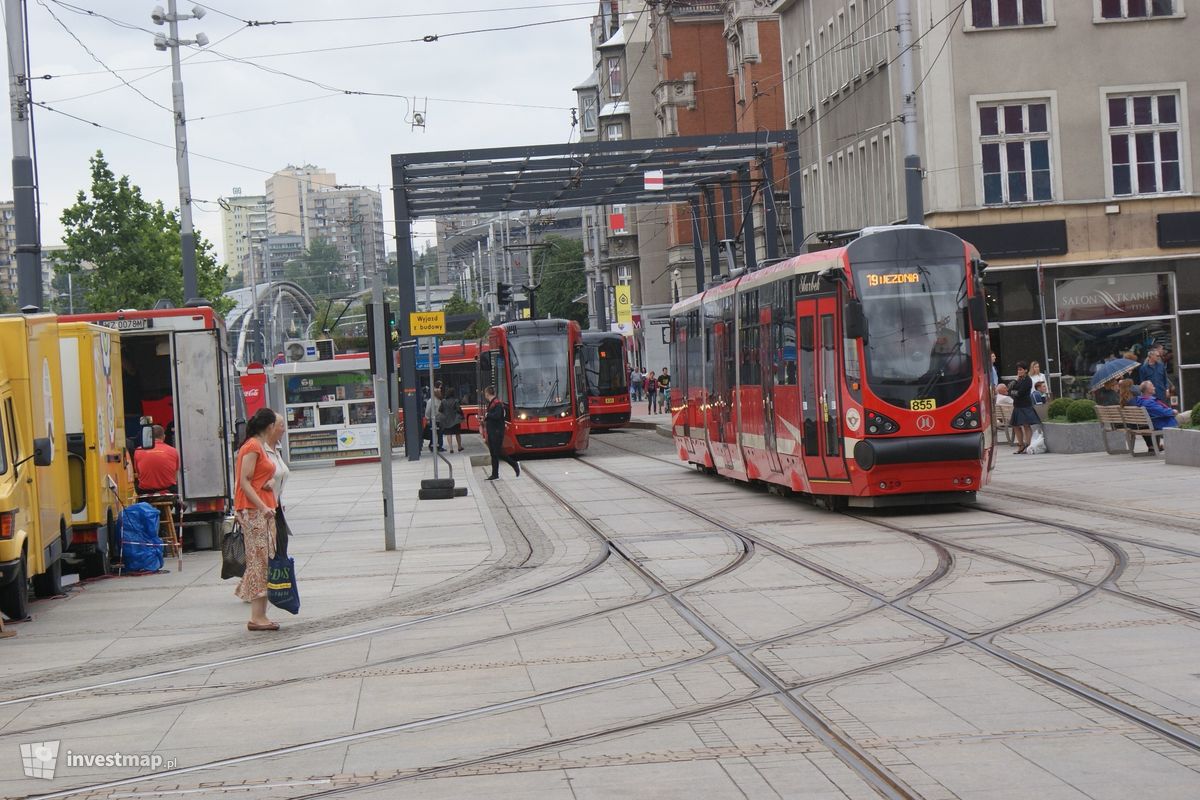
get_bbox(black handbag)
[220,520,246,580]
[275,506,291,559]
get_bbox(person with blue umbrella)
[1089,357,1140,404]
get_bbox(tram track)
[578,438,1200,755]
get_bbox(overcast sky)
[1,0,597,262]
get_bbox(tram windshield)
[584,339,627,395]
[854,260,974,409]
[509,335,571,416]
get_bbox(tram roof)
[392,133,795,218]
[669,246,846,316]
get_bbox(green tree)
[284,238,353,298]
[532,235,587,325]
[443,292,488,339]
[58,151,231,314]
[0,291,18,313]
[415,244,439,286]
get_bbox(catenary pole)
[7,0,42,308]
[164,0,201,301]
[897,0,924,224]
[370,263,397,550]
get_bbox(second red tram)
[669,225,993,507]
[582,331,631,429]
[478,319,590,456]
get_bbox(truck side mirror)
[844,299,867,340]
[33,437,52,467]
[968,296,988,332]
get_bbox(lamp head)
[151,5,166,24]
[191,5,207,19]
[153,33,169,51]
[194,32,210,47]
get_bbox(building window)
[1106,92,1182,195]
[581,93,597,132]
[978,101,1053,204]
[607,56,623,98]
[605,122,624,141]
[971,0,1046,27]
[1097,0,1178,19]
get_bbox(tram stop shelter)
[390,131,802,460]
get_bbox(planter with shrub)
[1042,398,1105,453]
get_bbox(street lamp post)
[152,2,209,303]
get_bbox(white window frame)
[580,92,598,133]
[1093,0,1185,22]
[1100,82,1190,197]
[970,90,1062,207]
[605,121,624,141]
[606,56,623,98]
[964,0,1056,31]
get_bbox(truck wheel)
[32,557,63,598]
[0,551,29,620]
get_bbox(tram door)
[759,309,782,474]
[797,297,849,483]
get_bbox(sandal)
[247,621,280,631]
[1015,445,1028,454]
[0,630,16,639]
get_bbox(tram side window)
[478,351,493,404]
[774,279,797,386]
[739,291,760,385]
[495,352,510,405]
[573,348,588,415]
[687,311,702,396]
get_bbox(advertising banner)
[240,363,268,417]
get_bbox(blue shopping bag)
[266,553,300,615]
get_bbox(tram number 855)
[909,398,937,411]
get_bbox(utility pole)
[896,0,923,224]
[370,263,397,549]
[7,0,42,308]
[152,2,209,303]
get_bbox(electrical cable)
[35,0,172,113]
[195,1,598,26]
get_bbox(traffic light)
[497,282,512,305]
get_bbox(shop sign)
[336,425,379,451]
[1055,274,1169,322]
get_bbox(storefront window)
[287,405,315,429]
[996,323,1050,382]
[1174,259,1200,309]
[285,372,374,404]
[348,402,376,425]
[984,270,1042,321]
[318,406,345,426]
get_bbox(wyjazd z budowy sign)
[1055,274,1168,322]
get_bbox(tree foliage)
[284,238,352,298]
[532,235,587,325]
[58,151,231,314]
[443,292,488,339]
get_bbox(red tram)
[478,319,590,456]
[669,225,994,507]
[582,331,631,429]
[419,340,482,433]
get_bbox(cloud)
[3,0,595,263]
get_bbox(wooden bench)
[993,403,1013,444]
[1095,405,1164,457]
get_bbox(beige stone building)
[219,191,268,281]
[774,0,1200,406]
[264,165,336,239]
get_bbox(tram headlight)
[518,412,528,420]
[864,409,899,435]
[951,404,981,430]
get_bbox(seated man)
[994,383,1014,407]
[1131,380,1179,431]
[1031,380,1048,404]
[134,424,180,494]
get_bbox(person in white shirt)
[995,383,1014,406]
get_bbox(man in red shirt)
[134,425,180,494]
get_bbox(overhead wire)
[195,1,598,26]
[34,0,172,113]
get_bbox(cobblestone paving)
[1,435,1198,799]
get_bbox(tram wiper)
[541,377,560,410]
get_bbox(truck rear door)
[173,330,229,500]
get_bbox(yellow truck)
[58,322,133,577]
[0,313,71,621]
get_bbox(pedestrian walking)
[440,391,465,452]
[657,367,671,414]
[265,412,291,558]
[425,386,445,452]
[645,369,658,414]
[483,386,520,481]
[234,407,280,631]
[1009,361,1040,454]
[630,368,643,402]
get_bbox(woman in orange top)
[235,407,279,631]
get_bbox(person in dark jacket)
[1138,348,1171,403]
[483,386,520,481]
[1009,361,1041,454]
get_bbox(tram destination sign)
[409,311,446,336]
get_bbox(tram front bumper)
[853,432,984,471]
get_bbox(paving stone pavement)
[0,430,1198,799]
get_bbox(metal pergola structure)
[390,131,802,459]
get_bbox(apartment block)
[219,191,269,281]
[264,164,337,239]
[0,202,15,299]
